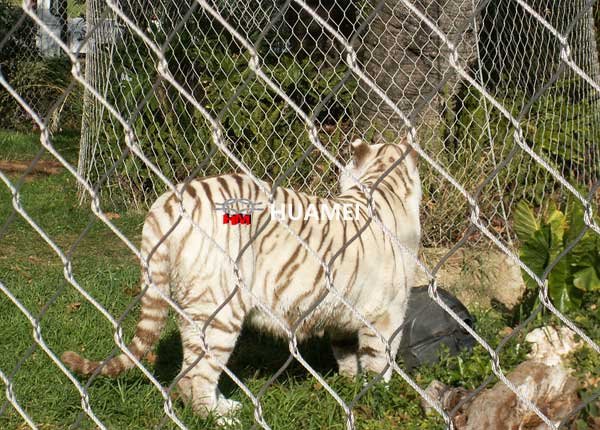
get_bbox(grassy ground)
[0,130,598,429]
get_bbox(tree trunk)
[571,2,600,185]
[77,0,99,202]
[354,0,477,145]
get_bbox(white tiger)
[62,138,421,419]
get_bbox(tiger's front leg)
[358,301,406,382]
[331,336,360,377]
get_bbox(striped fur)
[62,139,421,418]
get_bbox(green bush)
[513,199,600,313]
[92,17,355,205]
[428,82,600,246]
[0,1,82,131]
[454,82,599,196]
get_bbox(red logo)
[222,213,252,225]
[215,198,264,226]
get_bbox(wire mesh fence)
[0,0,599,429]
[72,0,600,247]
[0,0,84,133]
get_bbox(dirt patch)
[0,159,63,176]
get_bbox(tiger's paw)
[216,396,242,415]
[216,414,242,428]
[215,395,242,428]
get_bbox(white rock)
[525,326,582,367]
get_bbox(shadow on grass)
[154,325,338,396]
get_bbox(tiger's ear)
[350,139,371,169]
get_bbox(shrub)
[0,1,82,131]
[513,199,600,313]
[89,16,355,206]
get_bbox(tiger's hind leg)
[175,309,244,418]
[358,306,405,383]
[331,336,360,377]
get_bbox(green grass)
[0,130,598,429]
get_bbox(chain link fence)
[0,0,85,133]
[73,0,600,247]
[1,0,600,429]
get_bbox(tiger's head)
[339,138,417,193]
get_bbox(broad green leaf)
[514,201,539,243]
[546,208,566,256]
[573,267,600,292]
[546,209,578,311]
[547,253,575,311]
[519,223,575,311]
[565,202,586,245]
[552,283,579,311]
[570,234,598,268]
[519,226,550,291]
[567,202,600,267]
[546,200,559,220]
